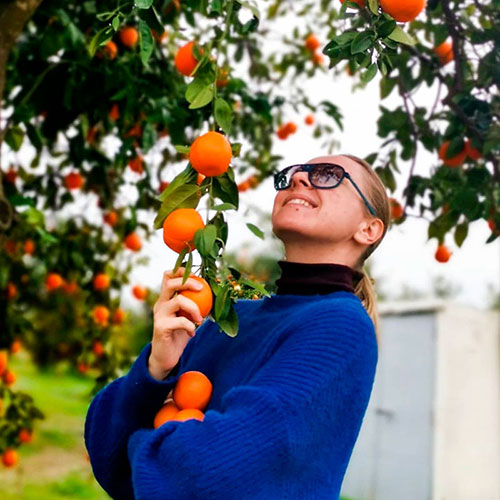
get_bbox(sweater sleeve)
[126,305,377,500]
[84,339,193,500]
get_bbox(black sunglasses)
[273,162,377,217]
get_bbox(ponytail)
[354,268,380,348]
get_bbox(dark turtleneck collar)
[275,260,364,296]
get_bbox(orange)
[175,41,201,77]
[162,208,205,253]
[1,449,18,468]
[4,168,17,184]
[389,198,404,219]
[0,351,8,376]
[77,361,89,374]
[304,114,315,125]
[154,401,180,428]
[174,408,205,422]
[92,340,105,358]
[238,180,251,192]
[64,172,84,190]
[340,0,366,6]
[109,103,120,121]
[102,40,117,60]
[24,239,35,255]
[119,27,139,48]
[434,40,453,66]
[197,173,205,185]
[103,211,118,227]
[132,285,148,300]
[63,281,79,294]
[46,273,64,291]
[312,53,324,65]
[488,218,500,235]
[18,429,33,443]
[177,276,213,321]
[435,244,452,263]
[305,34,321,52]
[465,139,482,160]
[284,122,297,135]
[124,123,142,139]
[6,282,17,300]
[93,273,110,291]
[3,369,16,386]
[93,305,110,326]
[276,125,289,140]
[111,307,126,325]
[124,232,142,252]
[379,0,426,22]
[438,141,467,167]
[128,155,144,174]
[189,131,232,177]
[10,340,21,354]
[172,370,213,410]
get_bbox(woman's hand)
[148,267,204,381]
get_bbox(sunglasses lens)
[275,166,302,190]
[310,164,343,187]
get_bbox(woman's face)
[271,155,377,256]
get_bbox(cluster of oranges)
[154,370,213,427]
[276,121,298,140]
[439,139,482,168]
[97,25,142,61]
[304,33,324,65]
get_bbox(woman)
[84,154,390,500]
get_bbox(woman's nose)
[290,170,311,188]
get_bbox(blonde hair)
[342,154,390,347]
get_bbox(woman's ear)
[354,217,385,247]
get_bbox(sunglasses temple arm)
[347,176,377,216]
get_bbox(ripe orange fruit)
[175,41,201,77]
[189,131,232,177]
[3,369,16,386]
[162,208,205,253]
[124,232,142,252]
[10,340,21,354]
[0,351,8,376]
[172,370,213,411]
[154,400,180,428]
[6,282,17,300]
[63,281,79,294]
[435,244,452,263]
[132,285,148,300]
[174,408,205,422]
[305,34,321,52]
[177,276,213,321]
[1,449,18,468]
[109,103,120,121]
[340,0,366,7]
[24,239,35,255]
[93,305,110,326]
[312,53,324,65]
[128,155,144,174]
[196,173,206,185]
[103,211,118,227]
[111,307,126,325]
[465,139,482,160]
[434,40,453,66]
[238,180,251,192]
[380,0,425,22]
[64,172,84,190]
[46,273,64,291]
[276,125,289,140]
[124,123,142,139]
[488,218,500,235]
[77,361,89,374]
[389,198,404,219]
[304,114,315,125]
[284,122,298,135]
[4,168,17,184]
[18,429,33,443]
[119,26,139,48]
[92,340,105,358]
[102,40,118,60]
[93,273,110,291]
[439,141,467,167]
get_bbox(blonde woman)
[85,155,390,500]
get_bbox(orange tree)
[0,0,498,465]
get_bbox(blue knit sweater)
[84,291,378,499]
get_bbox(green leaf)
[88,26,113,57]
[189,86,214,109]
[173,247,189,273]
[154,184,201,229]
[8,195,34,207]
[214,284,231,321]
[212,174,239,210]
[247,223,264,239]
[138,19,155,65]
[111,15,120,31]
[158,164,197,201]
[217,303,239,337]
[193,225,217,257]
[136,0,154,8]
[240,278,271,297]
[22,207,45,226]
[380,76,397,99]
[361,63,378,83]
[454,222,468,248]
[351,31,373,55]
[378,20,397,39]
[174,145,191,154]
[5,126,24,151]
[368,0,379,15]
[210,202,237,212]
[214,98,233,134]
[387,26,417,46]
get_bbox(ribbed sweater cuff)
[121,343,180,426]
